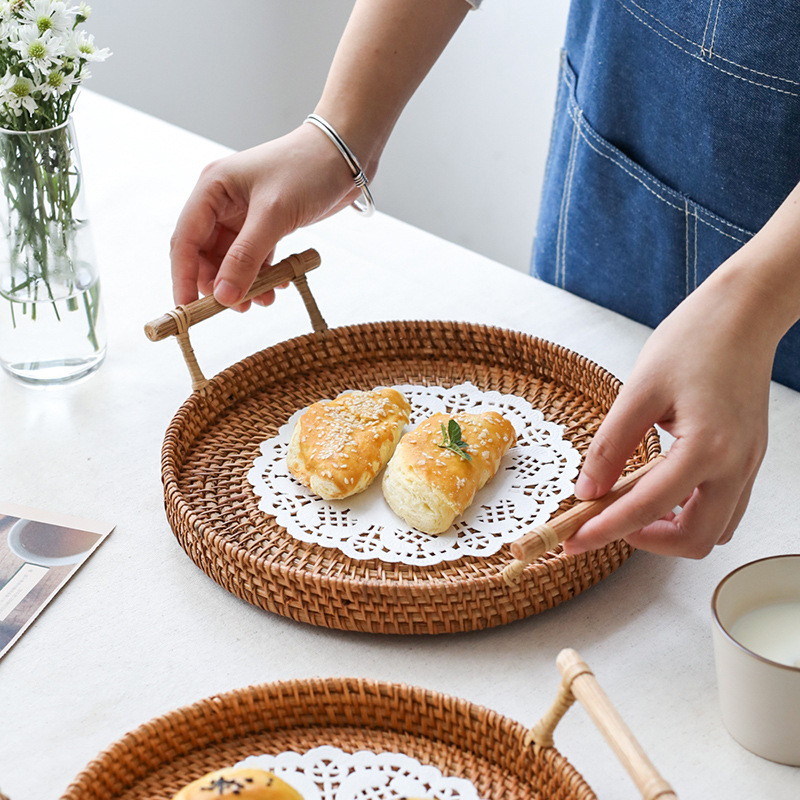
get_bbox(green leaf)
[448,418,460,442]
[437,417,471,461]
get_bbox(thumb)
[213,207,282,307]
[575,385,662,500]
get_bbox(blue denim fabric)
[532,0,800,390]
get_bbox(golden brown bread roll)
[287,388,411,500]
[171,767,302,799]
[382,411,516,534]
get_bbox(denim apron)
[532,0,800,391]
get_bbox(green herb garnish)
[437,418,471,461]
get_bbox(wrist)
[711,181,800,345]
[311,0,469,177]
[717,232,800,343]
[304,114,375,215]
[311,98,386,179]
[705,250,796,353]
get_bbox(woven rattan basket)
[147,251,661,635]
[61,650,675,800]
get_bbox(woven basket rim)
[62,674,593,800]
[158,319,660,633]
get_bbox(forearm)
[710,181,800,351]
[313,0,471,174]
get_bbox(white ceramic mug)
[711,554,800,765]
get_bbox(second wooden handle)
[556,649,677,800]
[510,454,665,564]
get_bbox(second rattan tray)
[158,312,660,635]
[61,650,676,800]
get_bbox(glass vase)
[0,118,106,386]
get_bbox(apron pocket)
[533,52,754,329]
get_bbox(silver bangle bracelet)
[305,113,375,216]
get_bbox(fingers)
[212,204,282,307]
[717,468,758,545]
[170,184,224,306]
[564,443,759,558]
[574,383,664,500]
[564,448,700,555]
[621,476,743,558]
[171,126,355,311]
[171,187,231,306]
[170,161,282,310]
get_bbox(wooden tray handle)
[502,454,665,585]
[144,249,327,392]
[527,648,677,800]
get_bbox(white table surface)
[1,91,799,800]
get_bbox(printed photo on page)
[0,503,113,659]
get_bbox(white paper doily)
[247,383,580,566]
[237,745,482,800]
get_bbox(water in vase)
[0,277,106,386]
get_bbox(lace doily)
[247,383,579,566]
[237,745,482,800]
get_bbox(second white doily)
[237,745,482,800]
[247,383,579,566]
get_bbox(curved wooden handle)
[527,649,677,800]
[144,248,322,341]
[503,454,665,584]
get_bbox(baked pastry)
[382,411,516,534]
[172,767,302,800]
[287,388,411,500]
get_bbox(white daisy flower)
[76,3,91,23]
[0,1,15,38]
[39,65,78,99]
[68,30,110,62]
[0,71,39,116]
[20,0,72,36]
[10,26,66,73]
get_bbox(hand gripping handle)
[502,455,665,585]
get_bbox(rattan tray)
[61,650,675,800]
[150,253,660,635]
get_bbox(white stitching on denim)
[693,207,699,290]
[622,0,697,47]
[709,0,722,58]
[561,111,582,289]
[567,103,749,245]
[558,64,578,287]
[701,0,715,58]
[623,0,800,86]
[617,0,800,90]
[684,200,690,296]
[562,80,752,238]
[713,50,800,87]
[698,213,747,243]
[567,105,682,212]
[560,61,754,244]
[557,115,579,289]
[618,2,800,96]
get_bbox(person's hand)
[168,0,472,311]
[170,123,365,310]
[563,264,777,559]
